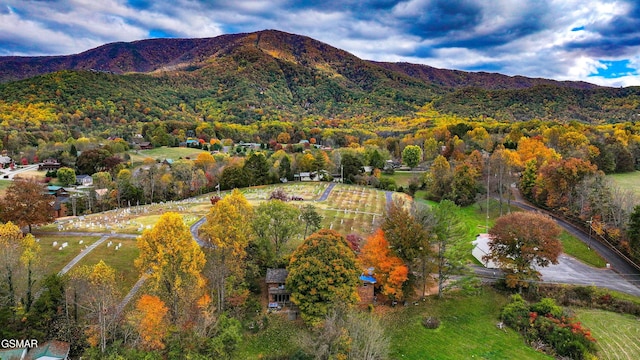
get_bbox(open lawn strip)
[575,309,640,360]
[39,209,205,234]
[384,290,551,360]
[36,235,102,274]
[559,231,607,268]
[607,171,640,197]
[73,237,140,295]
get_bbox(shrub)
[501,294,530,331]
[530,297,563,318]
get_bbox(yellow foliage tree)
[135,212,206,325]
[199,189,253,311]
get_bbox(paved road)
[317,182,336,201]
[504,187,640,296]
[0,164,39,179]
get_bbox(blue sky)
[1,0,640,87]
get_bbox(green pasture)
[35,235,101,274]
[128,146,208,165]
[576,309,640,360]
[608,171,640,197]
[381,170,424,187]
[74,238,140,294]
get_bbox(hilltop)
[0,29,639,129]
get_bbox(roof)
[472,233,499,269]
[75,175,91,179]
[359,275,377,284]
[266,268,288,283]
[25,340,70,360]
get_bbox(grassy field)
[381,170,424,187]
[559,231,607,268]
[128,146,208,165]
[35,235,102,274]
[234,289,552,360]
[386,290,551,360]
[575,309,640,360]
[73,237,140,294]
[608,171,640,196]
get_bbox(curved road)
[507,188,640,296]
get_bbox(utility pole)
[587,216,593,250]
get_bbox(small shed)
[357,273,377,304]
[266,268,290,308]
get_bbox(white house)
[75,174,93,187]
[472,233,500,269]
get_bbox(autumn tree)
[382,199,432,297]
[129,294,169,351]
[358,229,409,300]
[69,260,120,353]
[425,155,452,201]
[0,222,26,314]
[194,152,216,171]
[286,229,359,325]
[135,212,206,324]
[402,144,422,169]
[0,178,54,233]
[484,212,562,291]
[252,200,302,258]
[76,148,113,175]
[448,162,479,206]
[534,158,598,210]
[199,189,253,311]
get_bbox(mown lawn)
[381,170,424,187]
[73,237,140,295]
[385,290,551,360]
[608,171,640,196]
[36,235,101,274]
[234,289,552,360]
[575,309,640,360]
[128,146,208,166]
[559,231,607,268]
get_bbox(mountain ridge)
[0,29,600,91]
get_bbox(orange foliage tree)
[358,229,409,300]
[131,294,169,351]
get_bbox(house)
[75,174,93,187]
[0,155,12,168]
[266,268,290,309]
[38,159,61,171]
[138,142,153,150]
[472,234,499,269]
[25,340,70,360]
[46,186,69,198]
[0,340,70,360]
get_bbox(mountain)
[0,30,597,91]
[0,29,639,130]
[371,61,599,90]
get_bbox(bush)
[530,297,563,318]
[422,316,441,329]
[500,294,530,331]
